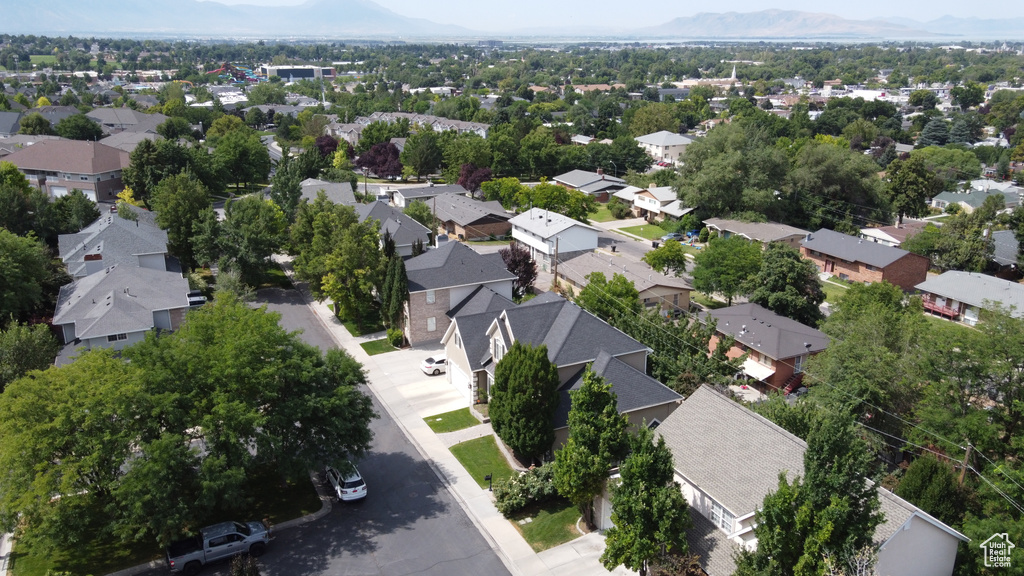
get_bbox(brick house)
[800,228,930,291]
[2,139,130,202]
[430,192,511,241]
[403,241,515,346]
[703,303,829,395]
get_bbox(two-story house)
[800,228,930,291]
[430,192,512,241]
[633,130,695,165]
[403,241,515,346]
[630,386,968,576]
[356,202,431,258]
[509,208,599,272]
[631,186,692,222]
[2,139,130,201]
[58,209,172,279]
[704,303,830,395]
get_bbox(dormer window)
[494,339,505,362]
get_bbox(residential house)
[556,251,692,314]
[704,218,810,250]
[859,220,930,248]
[26,105,80,127]
[0,111,21,137]
[358,112,489,138]
[392,183,468,208]
[58,209,172,279]
[704,303,829,394]
[86,108,168,135]
[0,134,65,159]
[53,264,191,351]
[552,169,626,203]
[634,130,695,165]
[430,192,511,241]
[299,177,358,206]
[628,385,969,576]
[403,241,515,346]
[801,228,930,291]
[440,292,651,408]
[99,131,162,153]
[355,202,431,258]
[2,139,130,201]
[509,208,599,272]
[991,229,1020,278]
[632,186,692,222]
[916,271,1024,326]
[930,187,1021,213]
[552,350,682,448]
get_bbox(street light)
[608,160,617,177]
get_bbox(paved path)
[436,423,495,448]
[274,255,634,576]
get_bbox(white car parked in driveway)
[421,355,447,375]
[325,462,367,502]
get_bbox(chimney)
[596,168,604,176]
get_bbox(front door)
[824,260,835,273]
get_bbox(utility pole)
[959,442,973,486]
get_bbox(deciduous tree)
[219,196,286,284]
[747,243,825,326]
[54,114,104,141]
[0,321,60,392]
[149,173,212,270]
[574,271,641,330]
[0,230,52,324]
[642,239,689,277]
[691,235,762,305]
[499,242,537,299]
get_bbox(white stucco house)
[634,130,695,164]
[604,386,969,576]
[509,208,599,272]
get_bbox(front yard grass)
[589,204,618,223]
[820,280,849,303]
[10,468,320,576]
[337,306,385,337]
[424,408,480,433]
[692,293,728,310]
[509,499,582,552]
[619,224,666,240]
[360,338,396,356]
[449,436,514,489]
[258,266,293,289]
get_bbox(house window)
[865,264,877,271]
[494,339,505,362]
[426,290,435,304]
[648,419,661,429]
[107,333,128,342]
[455,332,462,349]
[427,317,436,332]
[710,500,735,532]
[794,354,805,374]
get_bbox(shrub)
[387,328,404,348]
[698,227,710,243]
[608,197,633,219]
[493,462,558,517]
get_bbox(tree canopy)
[490,342,560,462]
[691,235,763,305]
[747,243,825,327]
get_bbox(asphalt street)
[135,287,510,576]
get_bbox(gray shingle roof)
[558,251,692,294]
[447,285,514,319]
[687,507,741,576]
[553,350,681,429]
[300,178,357,206]
[86,108,168,133]
[509,208,598,239]
[801,228,912,268]
[634,130,694,147]
[933,189,1020,209]
[397,184,468,201]
[2,139,130,174]
[405,241,515,292]
[356,202,430,248]
[704,218,810,244]
[431,192,510,227]
[58,211,168,277]
[915,271,1024,317]
[0,111,21,136]
[553,169,625,189]
[502,295,648,367]
[992,230,1020,267]
[53,264,189,340]
[99,131,162,153]
[658,386,967,550]
[705,303,829,361]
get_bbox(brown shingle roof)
[3,140,130,174]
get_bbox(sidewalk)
[275,256,634,576]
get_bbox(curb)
[105,471,333,576]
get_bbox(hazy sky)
[205,0,1024,32]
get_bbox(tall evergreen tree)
[490,342,560,462]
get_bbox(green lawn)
[10,468,320,576]
[258,267,293,289]
[360,338,396,356]
[449,436,515,489]
[337,306,385,337]
[820,280,849,303]
[510,499,582,552]
[692,293,728,310]
[424,408,480,433]
[619,225,667,240]
[29,55,57,65]
[588,204,618,223]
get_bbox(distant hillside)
[0,0,473,38]
[638,9,935,39]
[884,16,1024,40]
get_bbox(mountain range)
[1,0,1022,40]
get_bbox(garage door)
[448,362,471,401]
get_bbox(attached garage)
[448,362,472,402]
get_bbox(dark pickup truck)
[166,520,270,574]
